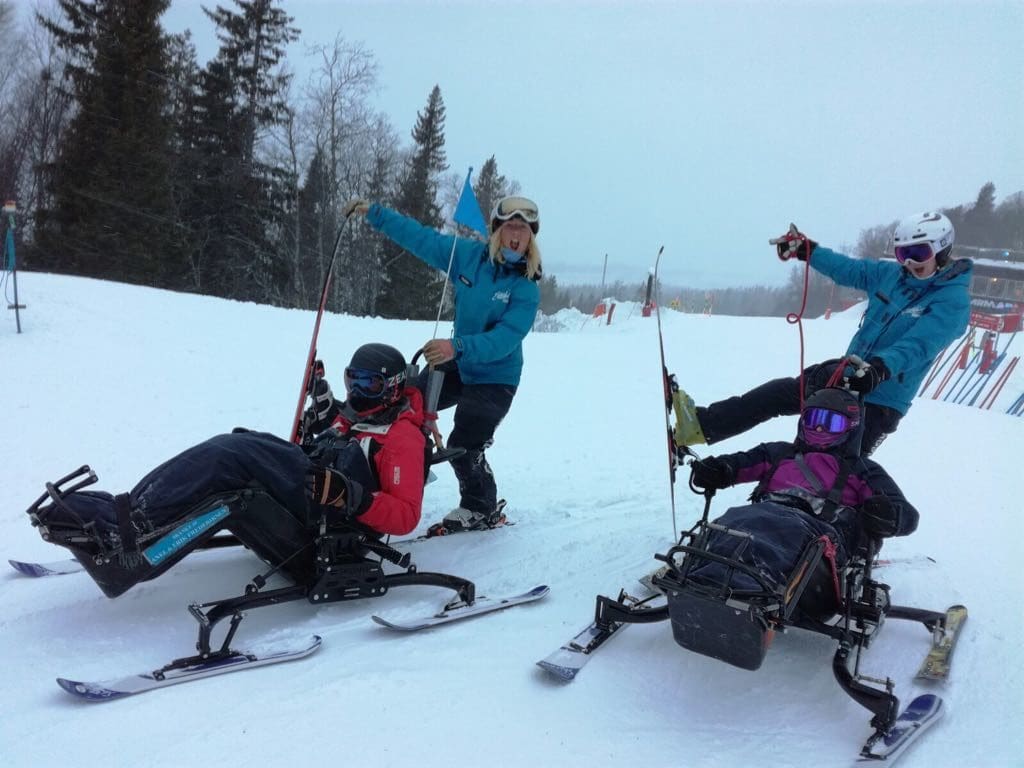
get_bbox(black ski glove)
[331,439,375,516]
[771,224,818,262]
[306,467,355,526]
[848,357,891,394]
[302,370,339,437]
[691,456,735,490]
[860,495,902,538]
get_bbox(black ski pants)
[696,359,902,456]
[416,366,516,515]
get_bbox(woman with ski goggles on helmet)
[674,211,972,457]
[339,193,542,534]
[891,211,956,280]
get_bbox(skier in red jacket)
[28,343,429,598]
[303,342,427,536]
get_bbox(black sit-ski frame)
[28,464,479,681]
[591,488,952,743]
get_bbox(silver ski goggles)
[492,196,539,225]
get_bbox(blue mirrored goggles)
[894,243,934,264]
[801,407,851,434]
[344,367,404,400]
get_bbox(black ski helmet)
[799,387,862,451]
[344,343,407,413]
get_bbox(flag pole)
[432,239,459,338]
[423,167,481,450]
[422,230,461,450]
[431,166,477,338]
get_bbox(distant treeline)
[1,2,1020,320]
[0,0,522,319]
[546,184,1024,318]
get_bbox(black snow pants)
[417,366,515,515]
[696,359,902,456]
[35,431,354,597]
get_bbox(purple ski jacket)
[718,440,919,536]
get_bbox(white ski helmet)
[892,212,955,266]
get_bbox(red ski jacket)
[330,387,426,536]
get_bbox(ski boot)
[671,388,707,447]
[427,500,508,537]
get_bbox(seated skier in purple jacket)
[686,387,918,602]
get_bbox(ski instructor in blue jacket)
[342,195,542,533]
[675,211,973,456]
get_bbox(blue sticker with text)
[143,506,230,566]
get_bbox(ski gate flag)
[453,168,487,238]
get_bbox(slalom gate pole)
[919,330,971,396]
[3,201,24,333]
[945,351,982,403]
[932,346,973,400]
[981,356,1019,410]
[1005,379,1024,415]
[964,352,1006,406]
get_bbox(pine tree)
[190,0,299,304]
[296,147,335,304]
[0,0,20,193]
[473,155,512,226]
[359,146,392,314]
[994,192,1024,253]
[538,272,563,314]
[963,181,997,247]
[376,85,448,319]
[345,120,399,317]
[164,31,203,291]
[36,0,181,286]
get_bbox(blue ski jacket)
[366,204,540,387]
[810,247,973,415]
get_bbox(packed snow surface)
[1,273,1021,767]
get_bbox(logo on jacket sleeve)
[492,290,511,304]
[393,466,401,485]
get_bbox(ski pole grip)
[424,369,445,425]
[768,223,798,245]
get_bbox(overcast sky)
[161,0,1023,289]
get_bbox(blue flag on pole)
[453,167,487,238]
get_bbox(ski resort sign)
[969,310,1022,333]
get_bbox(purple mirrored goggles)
[801,407,852,435]
[894,243,934,264]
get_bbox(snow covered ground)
[1,272,1021,767]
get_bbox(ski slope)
[1,272,1021,767]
